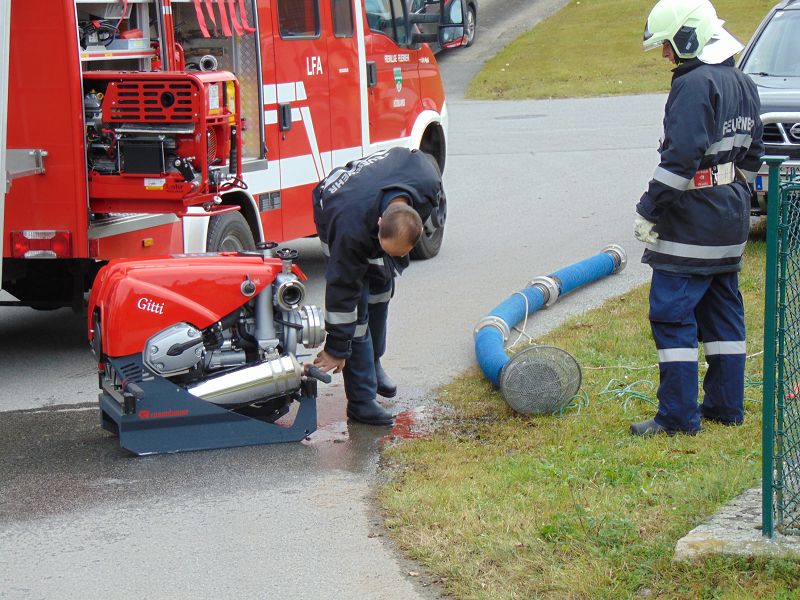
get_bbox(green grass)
[468,0,777,100]
[380,240,800,599]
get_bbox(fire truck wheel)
[206,212,257,252]
[410,224,444,260]
[411,152,446,260]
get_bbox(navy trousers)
[342,269,393,404]
[649,270,746,432]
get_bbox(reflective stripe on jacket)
[636,58,764,275]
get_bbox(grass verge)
[467,0,777,100]
[380,239,800,599]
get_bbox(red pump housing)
[88,253,306,359]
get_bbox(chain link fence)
[763,157,800,537]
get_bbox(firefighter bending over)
[312,148,445,425]
[631,0,764,436]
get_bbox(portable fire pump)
[88,243,329,455]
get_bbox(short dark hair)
[379,203,423,247]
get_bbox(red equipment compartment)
[88,254,307,359]
[83,71,242,214]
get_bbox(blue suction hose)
[474,245,627,387]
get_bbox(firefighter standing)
[312,148,445,425]
[631,0,764,436]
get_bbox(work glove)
[633,215,658,244]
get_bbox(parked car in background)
[738,0,800,214]
[409,0,477,52]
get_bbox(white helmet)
[643,0,743,64]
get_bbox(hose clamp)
[602,244,627,273]
[528,276,560,307]
[473,315,510,342]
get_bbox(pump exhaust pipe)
[188,354,303,407]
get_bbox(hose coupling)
[199,54,219,71]
[473,315,510,342]
[274,274,305,311]
[602,244,627,273]
[528,276,560,307]
[299,305,325,348]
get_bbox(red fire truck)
[2,0,463,310]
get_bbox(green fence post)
[763,155,787,538]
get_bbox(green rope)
[599,378,658,411]
[745,376,763,389]
[540,354,764,418]
[559,388,590,416]
[547,373,761,419]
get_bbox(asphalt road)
[0,2,667,598]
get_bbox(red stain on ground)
[384,410,426,442]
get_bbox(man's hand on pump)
[314,350,346,374]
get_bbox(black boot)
[630,419,671,436]
[375,359,397,398]
[347,398,394,426]
[630,418,699,437]
[342,325,394,425]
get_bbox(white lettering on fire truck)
[306,56,323,75]
[393,98,406,108]
[137,297,165,315]
[384,53,410,63]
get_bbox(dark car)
[409,0,477,52]
[738,0,800,214]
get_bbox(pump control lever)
[173,157,197,182]
[304,364,332,384]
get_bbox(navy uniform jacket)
[312,147,444,359]
[636,57,764,275]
